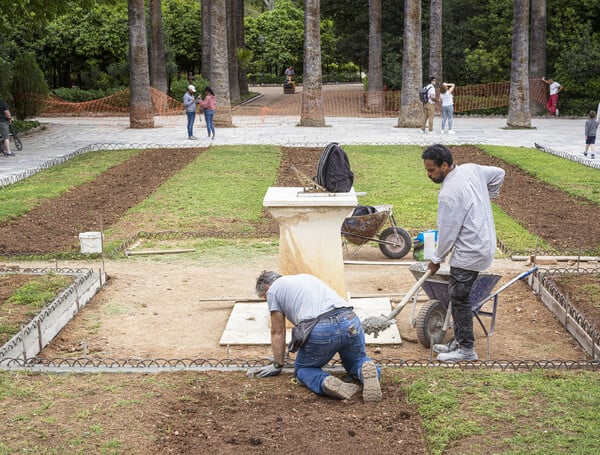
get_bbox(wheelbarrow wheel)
[415,299,448,348]
[378,227,412,259]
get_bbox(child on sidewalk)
[584,111,598,159]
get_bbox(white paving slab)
[219,297,401,345]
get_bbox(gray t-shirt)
[266,274,349,325]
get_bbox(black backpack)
[315,142,354,192]
[419,85,430,103]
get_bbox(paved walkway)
[1,85,597,184]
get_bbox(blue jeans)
[294,309,379,396]
[204,109,215,137]
[449,267,479,349]
[186,111,196,137]
[442,105,454,130]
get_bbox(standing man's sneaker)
[189,135,198,140]
[361,361,382,402]
[448,129,456,135]
[437,347,478,362]
[322,376,361,400]
[433,339,459,354]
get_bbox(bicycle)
[0,121,23,155]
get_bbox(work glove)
[247,362,283,378]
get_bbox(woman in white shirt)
[440,83,456,134]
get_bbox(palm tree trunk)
[300,0,326,127]
[397,0,422,128]
[128,0,154,128]
[507,0,531,128]
[148,0,168,94]
[367,0,384,113]
[234,0,249,96]
[227,0,241,104]
[428,0,443,84]
[210,0,232,126]
[529,0,546,114]
[201,0,211,80]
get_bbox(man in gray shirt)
[422,144,505,362]
[249,271,382,402]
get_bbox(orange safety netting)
[37,80,550,120]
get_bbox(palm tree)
[201,0,211,81]
[507,0,531,128]
[210,0,232,126]
[128,0,154,128]
[428,0,442,85]
[397,0,422,128]
[300,0,325,127]
[227,0,241,104]
[367,0,384,113]
[148,0,168,95]
[529,0,546,114]
[234,0,249,96]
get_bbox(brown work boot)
[322,376,361,400]
[361,361,382,402]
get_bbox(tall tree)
[227,0,241,104]
[149,0,168,94]
[201,0,211,81]
[128,0,154,128]
[234,0,249,96]
[397,0,422,128]
[210,0,233,126]
[529,0,546,114]
[367,0,384,112]
[300,0,326,127]
[428,0,442,83]
[507,0,531,128]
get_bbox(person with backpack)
[421,76,438,133]
[0,98,15,156]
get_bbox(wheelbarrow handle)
[472,265,538,310]
[385,269,433,320]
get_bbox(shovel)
[362,269,433,338]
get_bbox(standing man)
[284,65,295,82]
[422,144,505,362]
[421,76,438,133]
[542,77,563,116]
[183,84,198,140]
[0,98,14,156]
[249,271,382,402]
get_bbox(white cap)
[188,85,196,92]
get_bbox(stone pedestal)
[263,187,357,298]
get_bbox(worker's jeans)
[449,267,479,349]
[294,309,378,396]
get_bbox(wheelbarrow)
[341,204,412,259]
[407,262,538,357]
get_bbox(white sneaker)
[440,130,446,134]
[433,339,459,354]
[437,347,478,362]
[189,136,198,140]
[420,129,426,134]
[448,130,456,135]
[555,109,559,117]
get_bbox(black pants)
[449,267,479,349]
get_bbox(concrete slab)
[219,297,401,346]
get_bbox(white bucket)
[79,232,103,254]
[423,230,438,260]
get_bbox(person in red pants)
[543,78,564,116]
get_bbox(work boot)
[437,347,478,362]
[361,361,382,402]
[322,376,361,400]
[433,338,459,354]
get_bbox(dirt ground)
[1,144,598,454]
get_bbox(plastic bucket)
[79,231,103,254]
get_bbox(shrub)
[10,53,49,119]
[169,75,209,102]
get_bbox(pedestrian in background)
[199,87,216,140]
[248,270,382,402]
[440,82,456,134]
[183,85,199,140]
[542,77,563,116]
[0,98,15,156]
[421,76,438,134]
[584,110,598,159]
